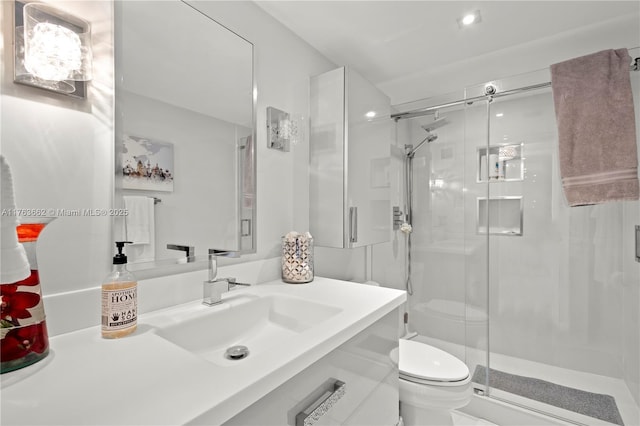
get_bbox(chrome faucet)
[167,244,196,262]
[203,249,250,306]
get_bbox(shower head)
[424,133,438,143]
[405,115,448,158]
[421,116,449,133]
[405,133,438,158]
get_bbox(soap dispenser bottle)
[101,241,137,338]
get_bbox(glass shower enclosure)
[390,57,640,425]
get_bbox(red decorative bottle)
[1,218,53,374]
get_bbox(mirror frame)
[113,1,257,278]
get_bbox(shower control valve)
[393,206,404,230]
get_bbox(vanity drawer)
[221,309,399,426]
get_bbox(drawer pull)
[295,379,346,426]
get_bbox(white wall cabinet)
[222,309,400,426]
[310,67,391,248]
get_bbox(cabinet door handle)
[349,207,358,243]
[636,225,640,263]
[295,379,346,426]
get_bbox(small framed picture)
[122,135,174,192]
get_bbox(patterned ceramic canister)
[281,233,314,284]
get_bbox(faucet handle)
[227,277,251,288]
[167,244,196,262]
[208,249,239,258]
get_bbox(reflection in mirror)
[113,1,255,271]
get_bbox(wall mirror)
[113,1,256,271]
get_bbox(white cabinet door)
[310,67,347,248]
[310,67,391,248]
[345,67,392,247]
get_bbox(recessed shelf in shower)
[477,143,524,182]
[477,196,523,236]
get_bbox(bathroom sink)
[154,294,342,365]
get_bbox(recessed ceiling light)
[365,111,377,119]
[457,10,482,28]
[496,113,504,117]
[462,14,475,25]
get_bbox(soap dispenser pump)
[101,241,137,338]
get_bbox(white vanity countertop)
[1,277,405,425]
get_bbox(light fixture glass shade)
[23,3,92,81]
[25,22,83,81]
[267,106,300,152]
[13,2,92,97]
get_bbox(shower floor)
[411,335,640,426]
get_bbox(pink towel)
[551,48,639,206]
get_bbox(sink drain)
[225,345,249,360]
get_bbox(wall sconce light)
[267,106,300,152]
[14,2,92,98]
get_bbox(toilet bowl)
[390,339,472,426]
[359,280,472,425]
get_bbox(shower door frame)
[392,75,631,425]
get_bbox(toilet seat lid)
[391,339,469,383]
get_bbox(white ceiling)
[255,1,640,104]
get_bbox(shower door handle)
[636,225,640,262]
[241,219,251,237]
[349,207,358,243]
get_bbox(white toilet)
[390,339,472,426]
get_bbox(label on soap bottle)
[101,285,137,331]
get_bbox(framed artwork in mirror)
[122,135,174,192]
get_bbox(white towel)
[0,155,31,283]
[123,196,155,263]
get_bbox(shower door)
[392,87,492,379]
[394,62,639,425]
[461,96,491,387]
[478,69,640,425]
[398,90,487,369]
